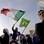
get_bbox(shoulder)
[35,22,42,26]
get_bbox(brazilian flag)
[20,18,30,27]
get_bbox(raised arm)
[12,24,15,31]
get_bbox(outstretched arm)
[12,24,15,31]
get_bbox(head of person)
[10,40,18,44]
[26,34,30,39]
[20,34,24,39]
[3,28,9,34]
[38,10,44,21]
[14,27,18,32]
[29,30,34,35]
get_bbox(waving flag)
[14,10,25,21]
[20,18,30,27]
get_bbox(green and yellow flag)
[20,18,30,27]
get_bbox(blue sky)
[0,0,41,35]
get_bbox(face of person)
[38,11,44,21]
[30,30,34,35]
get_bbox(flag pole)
[22,23,30,34]
[22,27,26,34]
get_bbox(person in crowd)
[12,24,18,41]
[9,33,13,43]
[0,37,3,44]
[26,34,32,44]
[29,30,34,44]
[35,10,44,44]
[2,28,9,44]
[29,30,34,38]
[33,32,40,44]
[20,34,27,44]
[16,32,21,44]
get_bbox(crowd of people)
[0,24,40,44]
[0,10,44,44]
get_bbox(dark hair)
[3,28,8,33]
[10,40,18,44]
[38,10,44,16]
[17,32,20,35]
[15,27,18,31]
